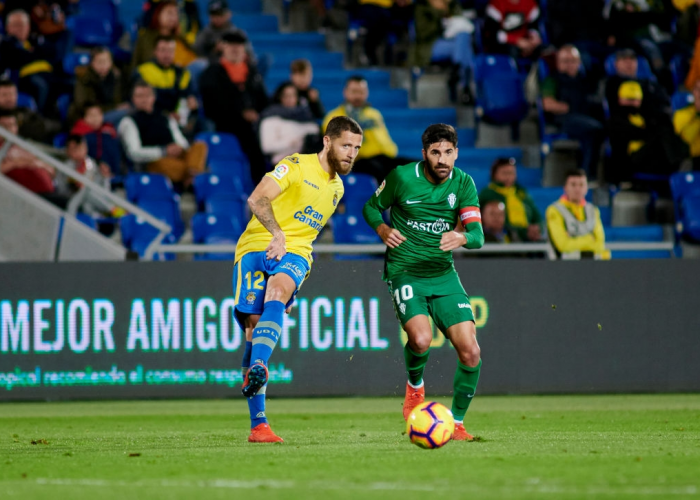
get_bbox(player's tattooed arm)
[248,177,286,260]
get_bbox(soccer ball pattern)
[406,401,455,449]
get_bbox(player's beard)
[328,146,354,176]
[426,161,452,182]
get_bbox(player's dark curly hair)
[325,116,363,139]
[421,123,458,151]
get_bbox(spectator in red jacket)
[484,0,542,59]
[70,102,123,176]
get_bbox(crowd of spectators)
[1,0,700,257]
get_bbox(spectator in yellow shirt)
[322,75,412,181]
[673,79,700,170]
[546,168,610,260]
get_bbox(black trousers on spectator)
[353,155,416,183]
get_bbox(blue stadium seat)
[516,167,543,188]
[125,173,177,204]
[120,210,180,261]
[77,0,118,24]
[205,196,248,227]
[139,199,185,240]
[232,14,279,33]
[250,33,326,52]
[195,131,247,161]
[16,92,37,112]
[332,213,383,260]
[670,54,689,90]
[267,51,344,71]
[610,250,671,259]
[461,167,490,192]
[319,87,409,111]
[474,54,528,131]
[343,173,378,212]
[191,212,243,261]
[193,173,247,210]
[670,172,700,204]
[53,133,68,149]
[207,159,254,195]
[604,225,665,242]
[66,16,115,47]
[671,91,694,113]
[76,212,97,230]
[681,196,700,241]
[57,94,71,122]
[456,147,523,170]
[382,108,458,131]
[264,68,392,94]
[604,54,655,81]
[391,126,475,159]
[63,52,91,76]
[229,0,263,13]
[528,187,568,217]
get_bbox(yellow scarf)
[488,182,528,228]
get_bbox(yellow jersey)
[234,153,344,267]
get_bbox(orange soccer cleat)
[453,423,474,441]
[402,382,425,421]
[248,423,284,443]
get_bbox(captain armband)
[459,206,481,226]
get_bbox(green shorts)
[387,270,474,332]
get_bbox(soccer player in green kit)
[362,123,484,441]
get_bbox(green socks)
[452,359,482,422]
[403,343,430,386]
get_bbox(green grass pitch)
[1,395,699,499]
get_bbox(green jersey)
[363,161,481,279]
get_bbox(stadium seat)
[191,212,242,261]
[528,187,569,217]
[125,173,177,204]
[671,91,694,113]
[77,0,119,25]
[53,133,68,149]
[670,54,689,90]
[120,212,179,261]
[474,54,528,135]
[139,199,185,240]
[266,51,344,72]
[250,33,326,52]
[610,249,671,259]
[319,87,409,111]
[207,159,254,195]
[604,225,665,242]
[193,173,247,210]
[670,172,700,241]
[455,147,523,170]
[195,131,247,161]
[459,167,490,191]
[332,213,382,244]
[343,173,378,212]
[229,0,263,13]
[516,167,543,188]
[16,92,37,112]
[57,94,71,122]
[231,14,279,33]
[205,196,248,228]
[604,54,655,81]
[264,68,392,95]
[382,108,458,131]
[66,16,115,47]
[76,212,97,230]
[681,195,700,241]
[63,52,91,76]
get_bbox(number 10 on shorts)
[394,285,413,315]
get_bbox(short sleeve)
[265,157,302,192]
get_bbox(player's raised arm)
[363,170,406,248]
[247,176,286,261]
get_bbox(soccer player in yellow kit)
[233,116,363,443]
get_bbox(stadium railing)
[149,241,675,260]
[0,126,171,260]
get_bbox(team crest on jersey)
[448,193,456,208]
[284,156,300,164]
[333,191,339,206]
[245,291,256,305]
[375,179,386,197]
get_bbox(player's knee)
[410,333,432,354]
[458,345,480,368]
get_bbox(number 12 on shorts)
[246,271,265,290]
